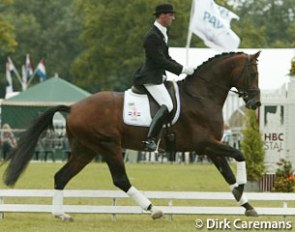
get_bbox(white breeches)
[144,83,173,112]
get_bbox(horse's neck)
[183,72,231,108]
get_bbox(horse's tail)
[2,105,70,187]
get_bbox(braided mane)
[194,51,245,74]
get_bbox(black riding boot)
[143,105,169,152]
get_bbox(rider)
[133,3,195,152]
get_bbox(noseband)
[229,55,260,99]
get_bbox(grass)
[0,162,294,232]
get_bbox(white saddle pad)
[123,81,181,127]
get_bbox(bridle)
[230,55,260,101]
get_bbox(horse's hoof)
[245,209,259,217]
[54,213,74,222]
[150,207,164,220]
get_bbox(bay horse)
[2,51,261,220]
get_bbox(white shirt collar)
[154,20,168,43]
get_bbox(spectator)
[42,130,56,162]
[1,123,17,160]
[62,136,71,161]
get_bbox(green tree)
[234,18,268,48]
[234,0,295,47]
[3,0,82,85]
[0,0,18,97]
[240,109,265,181]
[72,0,153,91]
[0,0,17,53]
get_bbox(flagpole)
[185,32,192,66]
[21,65,27,91]
[8,57,23,86]
[185,0,195,66]
[26,69,38,87]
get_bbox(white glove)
[182,66,195,75]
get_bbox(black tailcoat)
[133,25,183,85]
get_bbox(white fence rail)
[1,190,295,220]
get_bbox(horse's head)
[232,51,261,110]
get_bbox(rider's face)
[159,13,175,27]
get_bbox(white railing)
[1,190,294,220]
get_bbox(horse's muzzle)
[243,88,261,110]
[246,99,261,110]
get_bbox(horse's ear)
[252,50,261,61]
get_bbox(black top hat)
[153,3,175,16]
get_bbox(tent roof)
[2,77,91,106]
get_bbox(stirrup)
[143,139,165,154]
[143,139,157,152]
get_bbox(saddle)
[131,82,178,120]
[123,81,180,127]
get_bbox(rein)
[183,74,246,100]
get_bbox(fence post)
[168,199,173,221]
[283,201,288,221]
[112,198,117,221]
[0,196,4,219]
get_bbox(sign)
[261,105,286,172]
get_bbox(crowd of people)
[0,123,17,160]
[0,123,71,162]
[33,129,71,162]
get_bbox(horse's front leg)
[205,142,258,217]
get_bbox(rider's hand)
[182,66,195,75]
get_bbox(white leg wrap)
[52,189,64,215]
[127,186,151,210]
[229,183,239,191]
[238,194,248,206]
[236,161,247,184]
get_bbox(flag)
[25,54,34,80]
[5,62,13,94]
[7,57,16,74]
[35,58,46,81]
[188,0,240,52]
[22,54,33,90]
[6,56,23,87]
[6,57,17,94]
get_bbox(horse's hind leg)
[103,146,163,219]
[52,139,96,221]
